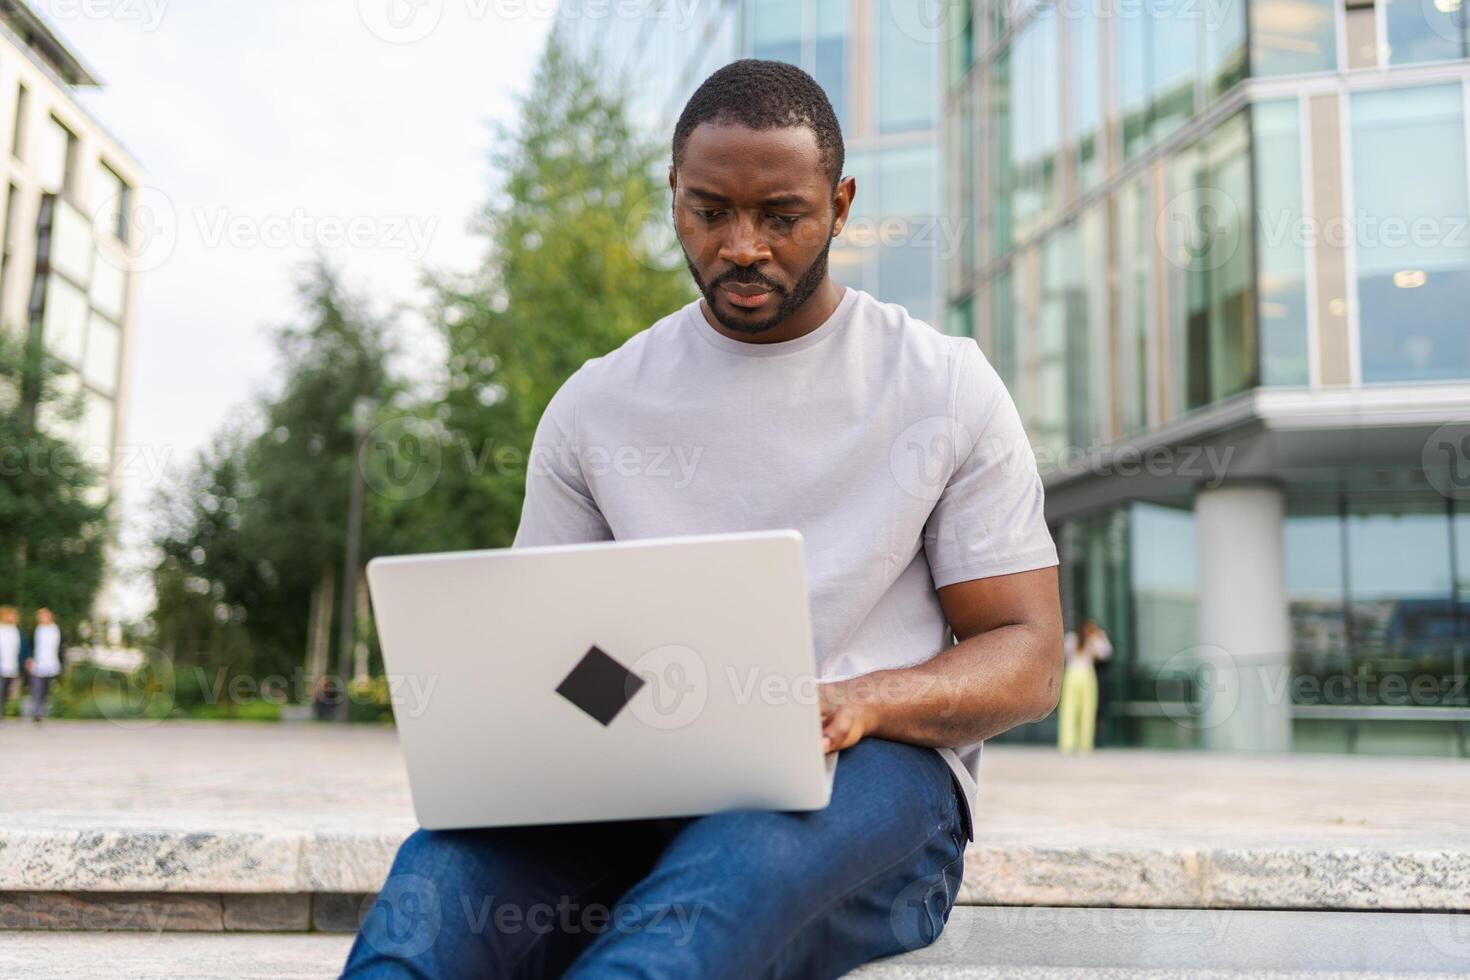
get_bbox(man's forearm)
[829,623,1062,748]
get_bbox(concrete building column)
[1194,481,1293,752]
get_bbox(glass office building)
[946,0,1470,753]
[556,0,944,323]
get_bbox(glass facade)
[950,0,1470,753]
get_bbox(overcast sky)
[51,1,555,617]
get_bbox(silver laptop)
[365,529,838,830]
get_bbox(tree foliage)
[398,33,695,552]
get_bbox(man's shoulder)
[569,299,698,393]
[851,290,990,385]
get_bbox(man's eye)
[695,209,725,222]
[768,214,800,228]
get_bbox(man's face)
[36,609,52,625]
[669,122,853,334]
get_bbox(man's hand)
[818,679,878,753]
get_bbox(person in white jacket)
[0,606,22,716]
[27,607,63,723]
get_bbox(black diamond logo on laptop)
[556,645,645,726]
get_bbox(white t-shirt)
[0,624,19,677]
[32,623,62,677]
[513,286,1058,839]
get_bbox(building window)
[37,116,78,196]
[90,253,126,322]
[1165,111,1256,413]
[1115,0,1201,162]
[947,0,975,86]
[876,0,937,134]
[1251,0,1337,76]
[1384,0,1470,65]
[1129,501,1199,701]
[1350,84,1470,383]
[1033,224,1074,464]
[1067,0,1104,194]
[82,312,120,395]
[876,144,936,321]
[1253,98,1310,386]
[994,12,1059,248]
[95,162,129,243]
[945,294,973,338]
[10,83,27,160]
[41,273,88,366]
[989,46,1014,257]
[814,0,848,132]
[989,264,1018,388]
[1116,176,1152,434]
[751,0,802,67]
[1204,0,1248,97]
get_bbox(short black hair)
[672,59,845,190]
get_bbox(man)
[345,60,1061,979]
[27,608,63,723]
[0,606,23,716]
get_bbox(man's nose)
[718,212,771,266]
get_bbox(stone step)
[4,909,1467,979]
[3,725,1466,918]
[3,831,1465,914]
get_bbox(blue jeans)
[341,737,967,979]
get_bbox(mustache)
[710,268,783,292]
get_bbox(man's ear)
[668,165,677,194]
[831,175,855,238]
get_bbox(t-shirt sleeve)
[923,339,1059,588]
[512,368,614,548]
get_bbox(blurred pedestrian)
[312,673,340,721]
[26,607,64,723]
[1057,618,1112,754]
[0,606,22,717]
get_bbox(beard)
[682,228,834,335]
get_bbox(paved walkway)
[0,721,1466,907]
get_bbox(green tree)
[0,327,109,629]
[148,425,259,672]
[147,258,398,683]
[394,34,694,553]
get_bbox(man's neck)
[701,277,845,345]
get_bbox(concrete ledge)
[3,909,1468,979]
[2,830,1466,912]
[957,846,1470,911]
